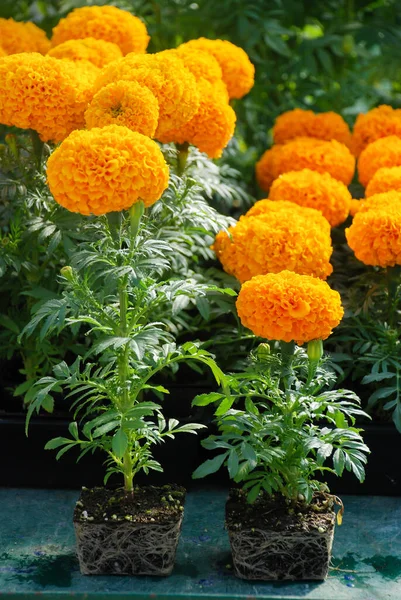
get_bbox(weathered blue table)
[0,487,400,599]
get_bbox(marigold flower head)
[358,135,401,187]
[236,271,343,345]
[256,137,355,191]
[0,53,92,142]
[94,52,199,139]
[51,6,149,55]
[213,201,333,282]
[161,47,223,85]
[351,105,401,157]
[85,81,159,137]
[0,46,6,57]
[349,199,362,216]
[266,168,351,227]
[47,37,122,68]
[0,18,50,55]
[178,37,254,99]
[46,125,169,216]
[346,196,401,267]
[273,109,351,146]
[158,78,235,157]
[365,165,401,197]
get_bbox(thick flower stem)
[130,201,144,240]
[30,130,44,173]
[123,448,134,495]
[176,142,189,176]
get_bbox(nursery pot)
[73,484,185,576]
[225,489,336,581]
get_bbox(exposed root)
[74,516,183,576]
[228,521,335,581]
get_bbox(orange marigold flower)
[273,109,351,146]
[346,197,401,267]
[85,81,159,138]
[158,78,235,157]
[256,137,355,191]
[0,18,50,55]
[161,47,223,84]
[94,53,199,139]
[47,37,122,68]
[266,168,351,227]
[236,271,343,345]
[178,37,254,99]
[46,125,169,216]
[349,199,363,216]
[51,6,149,55]
[213,201,333,282]
[0,53,91,142]
[0,46,6,57]
[358,135,401,187]
[351,105,401,157]
[365,165,401,197]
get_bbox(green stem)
[107,211,122,243]
[123,448,134,494]
[386,266,400,328]
[176,142,189,175]
[30,130,44,173]
[130,201,144,240]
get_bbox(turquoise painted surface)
[0,487,400,599]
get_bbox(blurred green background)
[2,0,401,186]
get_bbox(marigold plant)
[213,202,333,282]
[51,6,149,55]
[365,165,401,197]
[94,53,199,139]
[267,168,351,227]
[236,271,343,345]
[346,202,401,268]
[178,37,254,99]
[162,47,223,85]
[256,137,355,191]
[46,125,169,215]
[0,18,50,55]
[358,135,401,188]
[47,37,123,68]
[85,81,159,138]
[351,105,401,157]
[0,53,91,142]
[158,78,236,157]
[273,108,351,147]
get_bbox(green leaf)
[247,483,262,504]
[333,448,345,476]
[195,296,210,320]
[41,395,54,413]
[241,442,257,467]
[44,437,71,450]
[68,422,79,440]
[392,404,401,433]
[92,420,120,438]
[368,387,395,407]
[192,452,228,479]
[192,392,225,406]
[112,429,128,459]
[215,395,234,416]
[227,450,239,478]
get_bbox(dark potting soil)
[73,484,186,526]
[225,488,336,535]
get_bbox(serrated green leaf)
[192,452,228,479]
[112,428,128,459]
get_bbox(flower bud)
[307,339,323,362]
[257,343,271,361]
[60,265,74,281]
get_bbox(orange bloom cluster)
[346,192,401,267]
[0,18,50,55]
[178,37,254,99]
[349,199,362,216]
[267,169,351,227]
[256,137,355,191]
[85,81,159,138]
[158,78,236,157]
[351,105,401,157]
[47,125,169,216]
[94,53,199,139]
[47,37,122,68]
[358,135,401,187]
[236,271,343,345]
[163,47,224,87]
[51,6,149,55]
[273,109,351,146]
[365,166,401,197]
[0,53,93,142]
[213,201,333,282]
